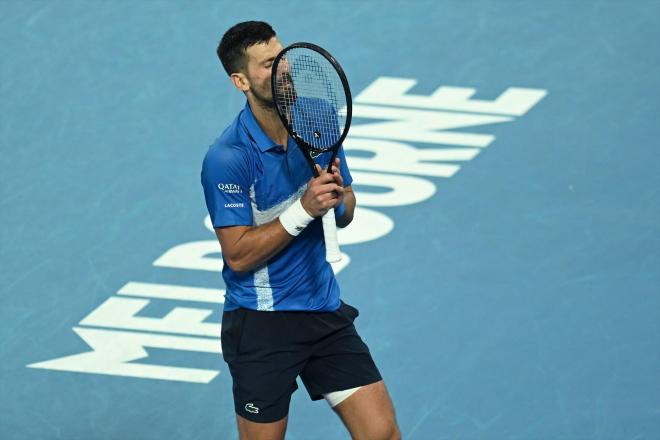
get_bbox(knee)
[363,421,401,440]
[385,425,402,440]
[388,424,402,440]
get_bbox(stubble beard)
[251,85,275,110]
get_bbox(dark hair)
[217,21,276,76]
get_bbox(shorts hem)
[234,405,291,424]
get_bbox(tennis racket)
[271,42,352,263]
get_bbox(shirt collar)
[241,101,281,152]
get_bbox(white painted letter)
[80,297,220,337]
[344,138,479,178]
[355,77,547,116]
[153,240,221,272]
[118,282,225,304]
[351,171,436,207]
[350,104,510,147]
[338,207,394,246]
[28,328,220,383]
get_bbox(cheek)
[260,74,273,92]
[261,70,272,85]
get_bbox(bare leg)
[332,380,401,440]
[236,414,288,440]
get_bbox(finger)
[309,173,335,188]
[311,195,336,212]
[317,192,339,207]
[322,182,342,192]
[314,172,338,185]
[314,182,341,196]
[333,172,344,187]
[318,190,339,200]
[332,158,341,173]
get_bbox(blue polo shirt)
[201,101,352,312]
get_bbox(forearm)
[218,168,346,272]
[217,220,294,273]
[336,188,356,228]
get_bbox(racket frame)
[271,42,353,263]
[271,42,353,176]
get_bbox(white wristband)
[279,198,314,236]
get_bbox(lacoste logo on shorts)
[244,403,259,414]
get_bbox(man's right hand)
[301,164,345,217]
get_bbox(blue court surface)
[1,1,658,439]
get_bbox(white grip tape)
[322,209,342,263]
[279,198,314,237]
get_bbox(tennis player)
[201,21,400,440]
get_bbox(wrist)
[279,199,314,236]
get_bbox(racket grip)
[322,209,342,263]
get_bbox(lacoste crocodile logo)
[245,403,259,414]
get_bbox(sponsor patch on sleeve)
[217,183,242,194]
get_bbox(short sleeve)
[201,144,254,228]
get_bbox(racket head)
[271,42,352,157]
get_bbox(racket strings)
[274,48,348,151]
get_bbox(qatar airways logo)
[27,76,547,383]
[217,183,242,194]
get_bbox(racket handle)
[322,209,342,263]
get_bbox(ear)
[230,73,250,92]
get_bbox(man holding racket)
[202,21,400,439]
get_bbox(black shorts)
[221,301,382,423]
